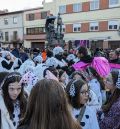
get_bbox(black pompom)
[80,122,85,127]
[85,115,89,119]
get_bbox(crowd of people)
[0,45,120,129]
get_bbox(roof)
[0,7,44,16]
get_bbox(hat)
[66,54,76,61]
[45,70,59,81]
[33,55,43,63]
[33,63,47,80]
[1,51,14,59]
[46,57,58,68]
[18,59,35,75]
[53,47,64,56]
[20,71,39,93]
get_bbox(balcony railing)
[24,34,46,40]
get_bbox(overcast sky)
[0,0,52,12]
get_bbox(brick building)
[0,0,120,49]
[53,0,120,50]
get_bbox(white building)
[1,0,120,50]
[23,7,47,49]
[0,11,24,48]
[23,0,120,49]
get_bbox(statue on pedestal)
[45,15,56,44]
[57,13,63,34]
[45,13,64,47]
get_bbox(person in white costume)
[45,57,58,68]
[18,59,35,75]
[20,71,39,95]
[70,70,102,111]
[53,46,67,68]
[33,55,43,66]
[0,50,14,59]
[33,63,47,80]
[0,72,27,129]
[79,67,104,109]
[13,58,22,71]
[65,79,100,129]
[0,53,15,72]
[86,67,104,107]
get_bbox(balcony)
[24,34,46,40]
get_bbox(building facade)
[42,0,120,50]
[23,7,50,49]
[0,11,24,48]
[0,0,120,50]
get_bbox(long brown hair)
[19,79,81,129]
[66,79,86,109]
[102,70,120,113]
[2,72,27,119]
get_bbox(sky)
[0,0,52,12]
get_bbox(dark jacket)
[109,58,120,64]
[99,96,120,129]
[17,125,28,129]
[80,55,93,63]
[19,52,29,63]
[1,60,13,70]
[11,48,19,58]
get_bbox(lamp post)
[45,13,64,48]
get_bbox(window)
[73,3,82,12]
[13,17,17,24]
[26,27,45,35]
[90,22,99,31]
[43,28,45,32]
[0,31,3,40]
[28,14,35,21]
[35,28,39,34]
[5,32,9,41]
[31,28,35,34]
[62,25,66,32]
[109,0,119,7]
[108,21,119,30]
[4,18,8,25]
[13,31,18,40]
[73,23,81,32]
[41,12,47,19]
[38,27,45,33]
[90,0,99,10]
[59,5,66,14]
[27,28,31,35]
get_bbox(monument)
[45,13,64,48]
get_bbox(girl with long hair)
[0,72,27,129]
[18,79,81,129]
[65,79,100,129]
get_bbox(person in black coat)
[109,50,120,64]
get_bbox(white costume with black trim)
[0,57,14,72]
[0,57,5,72]
[72,106,100,129]
[88,79,102,106]
[87,90,101,112]
[0,94,16,129]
